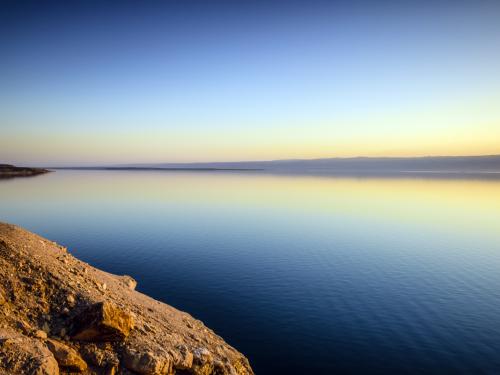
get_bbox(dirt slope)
[0,223,253,375]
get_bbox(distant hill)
[122,155,500,173]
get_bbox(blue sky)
[1,0,500,165]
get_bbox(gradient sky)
[1,0,500,165]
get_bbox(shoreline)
[0,222,253,375]
[0,164,51,179]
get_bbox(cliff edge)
[0,223,254,375]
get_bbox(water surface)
[1,171,500,374]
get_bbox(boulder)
[66,294,76,306]
[46,339,87,372]
[122,275,137,290]
[123,348,172,375]
[72,301,134,341]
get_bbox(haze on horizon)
[1,0,500,166]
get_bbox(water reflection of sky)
[1,171,500,374]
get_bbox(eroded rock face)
[80,343,119,373]
[123,348,172,375]
[0,222,254,375]
[170,345,194,370]
[46,338,88,372]
[72,301,134,341]
[192,347,215,375]
[0,328,60,375]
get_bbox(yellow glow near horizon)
[2,94,500,164]
[2,0,500,165]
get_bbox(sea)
[1,170,500,374]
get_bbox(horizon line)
[48,153,500,168]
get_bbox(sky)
[1,0,500,166]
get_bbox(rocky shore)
[0,165,50,178]
[0,223,253,375]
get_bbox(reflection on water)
[1,171,500,374]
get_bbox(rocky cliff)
[0,223,254,375]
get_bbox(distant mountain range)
[116,155,500,173]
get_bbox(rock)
[192,347,214,375]
[41,322,51,335]
[32,359,60,375]
[72,301,134,341]
[171,345,193,370]
[143,323,156,334]
[233,357,253,375]
[0,223,254,375]
[34,330,48,339]
[123,347,172,375]
[0,328,60,375]
[81,343,119,371]
[122,276,137,290]
[194,347,213,364]
[16,319,32,334]
[0,287,6,305]
[46,338,87,372]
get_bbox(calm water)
[1,171,500,374]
